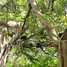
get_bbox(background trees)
[0,0,67,67]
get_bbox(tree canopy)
[0,0,67,67]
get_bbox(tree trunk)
[59,40,67,67]
[0,43,12,67]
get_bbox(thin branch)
[21,3,32,34]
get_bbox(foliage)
[0,0,67,67]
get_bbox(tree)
[0,0,67,67]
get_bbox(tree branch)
[27,0,60,45]
[0,21,23,28]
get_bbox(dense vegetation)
[0,0,67,67]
